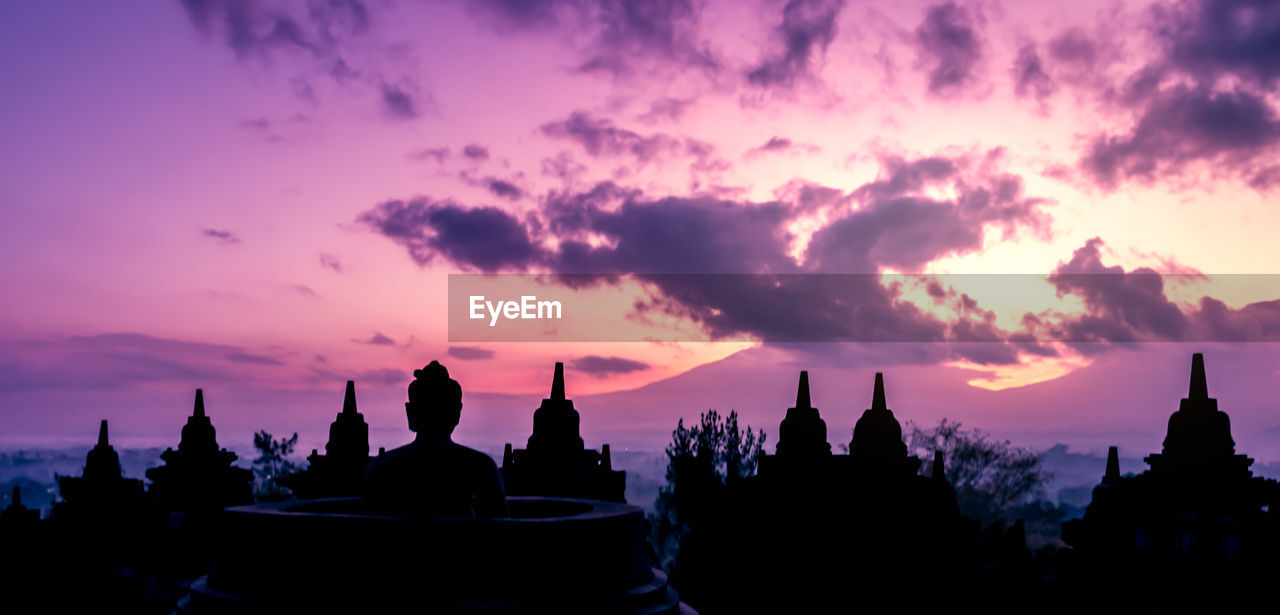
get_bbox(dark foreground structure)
[180,361,688,613]
[279,380,374,499]
[502,362,626,502]
[672,371,969,612]
[178,497,691,614]
[1061,353,1280,611]
[9,353,1280,614]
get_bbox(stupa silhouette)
[54,420,147,522]
[1062,353,1280,611]
[685,370,964,613]
[501,362,625,502]
[146,389,253,514]
[279,380,372,498]
[1,486,39,525]
[48,420,154,611]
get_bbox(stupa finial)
[551,362,566,402]
[872,372,887,411]
[796,371,811,409]
[97,419,109,447]
[1189,353,1208,400]
[194,389,206,418]
[1105,446,1120,483]
[343,380,358,414]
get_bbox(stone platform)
[177,496,694,614]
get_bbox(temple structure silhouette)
[146,389,253,514]
[175,360,691,613]
[11,353,1280,613]
[681,371,965,612]
[47,420,156,612]
[279,380,372,498]
[770,370,830,458]
[1061,353,1280,611]
[1,486,39,525]
[501,362,626,502]
[53,420,147,523]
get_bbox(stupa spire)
[796,371,812,409]
[1188,353,1208,400]
[872,372,887,411]
[97,419,109,447]
[343,380,358,414]
[1104,446,1120,483]
[194,388,206,418]
[11,485,21,507]
[550,362,566,402]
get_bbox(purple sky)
[2,0,1280,461]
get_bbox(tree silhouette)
[650,410,764,571]
[905,418,1051,524]
[251,430,301,501]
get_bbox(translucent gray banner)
[448,273,1280,343]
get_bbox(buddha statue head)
[406,361,463,437]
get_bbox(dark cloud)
[463,144,490,160]
[1012,43,1055,105]
[291,284,321,298]
[915,2,984,97]
[309,366,406,387]
[1048,238,1190,342]
[181,0,332,58]
[577,0,717,75]
[179,0,410,115]
[407,147,449,163]
[486,178,524,200]
[806,152,1049,273]
[571,355,650,376]
[0,333,278,393]
[466,0,716,77]
[226,352,285,365]
[758,136,793,152]
[201,228,241,245]
[353,332,396,345]
[546,194,798,275]
[319,253,342,272]
[1047,28,1099,68]
[1156,0,1280,90]
[1081,86,1280,189]
[774,180,845,214]
[539,112,729,183]
[541,111,681,160]
[357,198,543,271]
[747,136,821,159]
[466,0,564,30]
[926,281,947,300]
[237,114,314,143]
[1069,0,1280,190]
[380,83,420,119]
[844,155,957,200]
[639,97,695,122]
[447,346,496,360]
[358,152,1049,362]
[354,367,407,386]
[1044,238,1280,345]
[746,0,845,89]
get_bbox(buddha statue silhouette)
[362,361,508,517]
